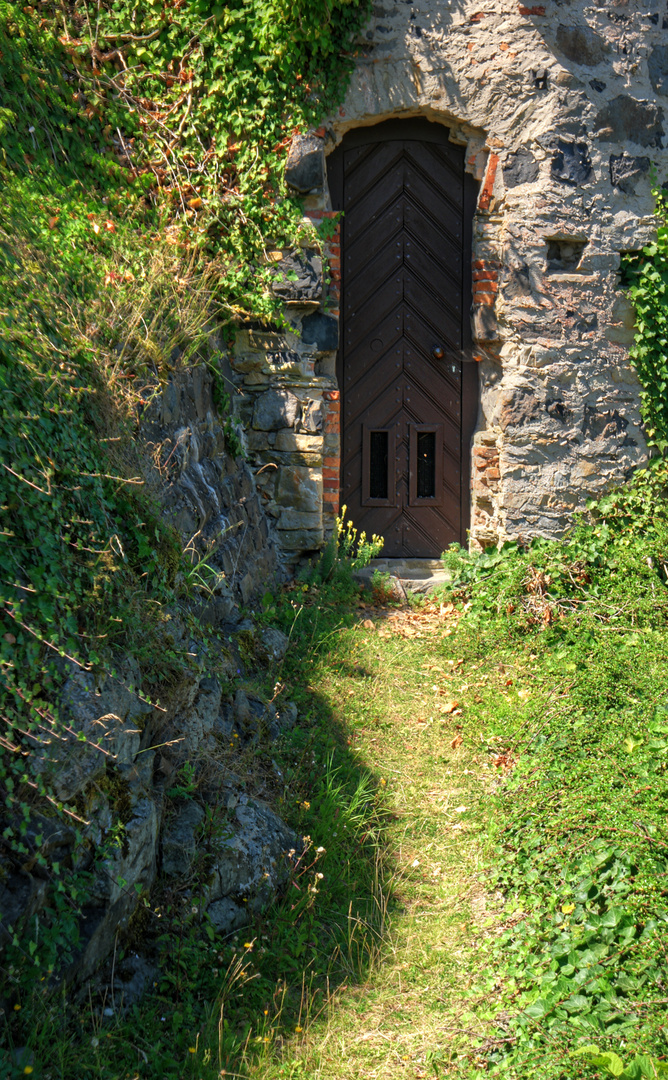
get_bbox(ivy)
[1,0,368,321]
[0,0,371,990]
[624,188,668,449]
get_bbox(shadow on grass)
[2,581,394,1080]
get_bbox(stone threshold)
[354,558,452,595]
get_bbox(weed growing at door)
[433,461,668,1077]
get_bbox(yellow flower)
[243,942,253,949]
[24,1069,34,1076]
[295,1026,303,1033]
[13,1003,21,1011]
[189,1047,197,1054]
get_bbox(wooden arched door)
[327,119,478,558]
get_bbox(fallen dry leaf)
[441,701,459,715]
[492,752,515,771]
[450,733,463,749]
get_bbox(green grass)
[5,475,668,1076]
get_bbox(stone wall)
[226,259,342,556]
[238,0,665,553]
[139,365,282,603]
[0,372,300,988]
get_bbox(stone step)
[354,558,452,595]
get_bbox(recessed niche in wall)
[545,236,588,272]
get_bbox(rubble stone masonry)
[232,0,665,554]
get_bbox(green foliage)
[167,761,198,799]
[440,458,668,630]
[624,188,668,447]
[572,1046,668,1079]
[309,506,384,588]
[0,0,370,1017]
[440,469,668,1077]
[0,0,368,323]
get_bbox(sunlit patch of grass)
[242,595,494,1080]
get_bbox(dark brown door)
[328,119,478,558]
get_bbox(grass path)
[250,597,500,1080]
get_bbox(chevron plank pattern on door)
[328,120,475,558]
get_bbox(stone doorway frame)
[226,108,500,564]
[310,108,498,550]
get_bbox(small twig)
[2,462,50,495]
[80,471,144,484]
[103,26,163,43]
[3,606,89,669]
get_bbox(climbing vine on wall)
[625,188,668,449]
[2,0,368,320]
[0,0,370,987]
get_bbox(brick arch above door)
[327,118,479,558]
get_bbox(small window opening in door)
[416,431,436,498]
[362,425,395,506]
[369,431,389,500]
[409,424,443,506]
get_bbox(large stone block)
[301,311,339,351]
[208,794,296,904]
[274,451,324,468]
[275,528,324,552]
[271,250,323,303]
[285,133,324,193]
[609,154,650,194]
[555,24,610,67]
[33,665,151,802]
[247,331,290,351]
[649,45,668,97]
[503,149,539,189]
[277,509,323,530]
[594,96,664,148]
[162,801,206,878]
[274,429,323,452]
[76,794,160,981]
[301,399,323,433]
[252,388,301,431]
[582,405,628,441]
[498,388,542,430]
[550,140,593,186]
[277,465,323,513]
